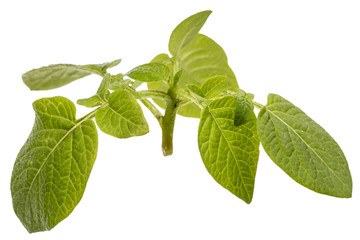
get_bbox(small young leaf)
[77,95,102,107]
[173,70,183,85]
[109,79,132,91]
[201,76,228,99]
[96,73,111,101]
[126,63,170,82]
[169,10,212,57]
[234,96,254,126]
[150,53,173,68]
[11,97,98,233]
[95,90,149,138]
[146,54,173,111]
[198,96,260,203]
[98,58,122,71]
[257,94,352,198]
[77,73,111,107]
[187,84,204,97]
[22,59,121,90]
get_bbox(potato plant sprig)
[11,10,352,233]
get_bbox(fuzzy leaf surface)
[257,94,352,198]
[11,97,98,233]
[198,96,260,203]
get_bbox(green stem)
[161,99,178,156]
[126,87,165,125]
[174,88,204,109]
[136,89,172,102]
[140,98,163,125]
[253,101,265,109]
[76,103,108,122]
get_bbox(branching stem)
[126,87,165,125]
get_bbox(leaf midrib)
[25,109,98,208]
[265,106,337,176]
[173,20,205,56]
[26,65,100,76]
[207,106,251,201]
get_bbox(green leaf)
[146,54,173,111]
[98,58,122,70]
[201,75,228,99]
[176,34,239,117]
[77,73,111,107]
[11,97,98,233]
[77,95,102,107]
[22,59,121,90]
[95,90,149,138]
[109,79,132,91]
[149,35,239,118]
[198,96,260,203]
[96,73,111,101]
[169,10,212,57]
[150,53,173,68]
[257,94,352,198]
[126,63,170,82]
[173,70,183,85]
[187,84,204,97]
[234,96,254,126]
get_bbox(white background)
[1,0,359,239]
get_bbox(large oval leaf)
[11,97,98,233]
[198,96,260,203]
[257,94,352,198]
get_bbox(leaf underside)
[198,96,260,203]
[11,97,98,233]
[22,59,121,90]
[257,94,352,198]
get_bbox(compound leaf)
[257,94,352,198]
[11,96,98,233]
[198,96,260,203]
[95,90,149,138]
